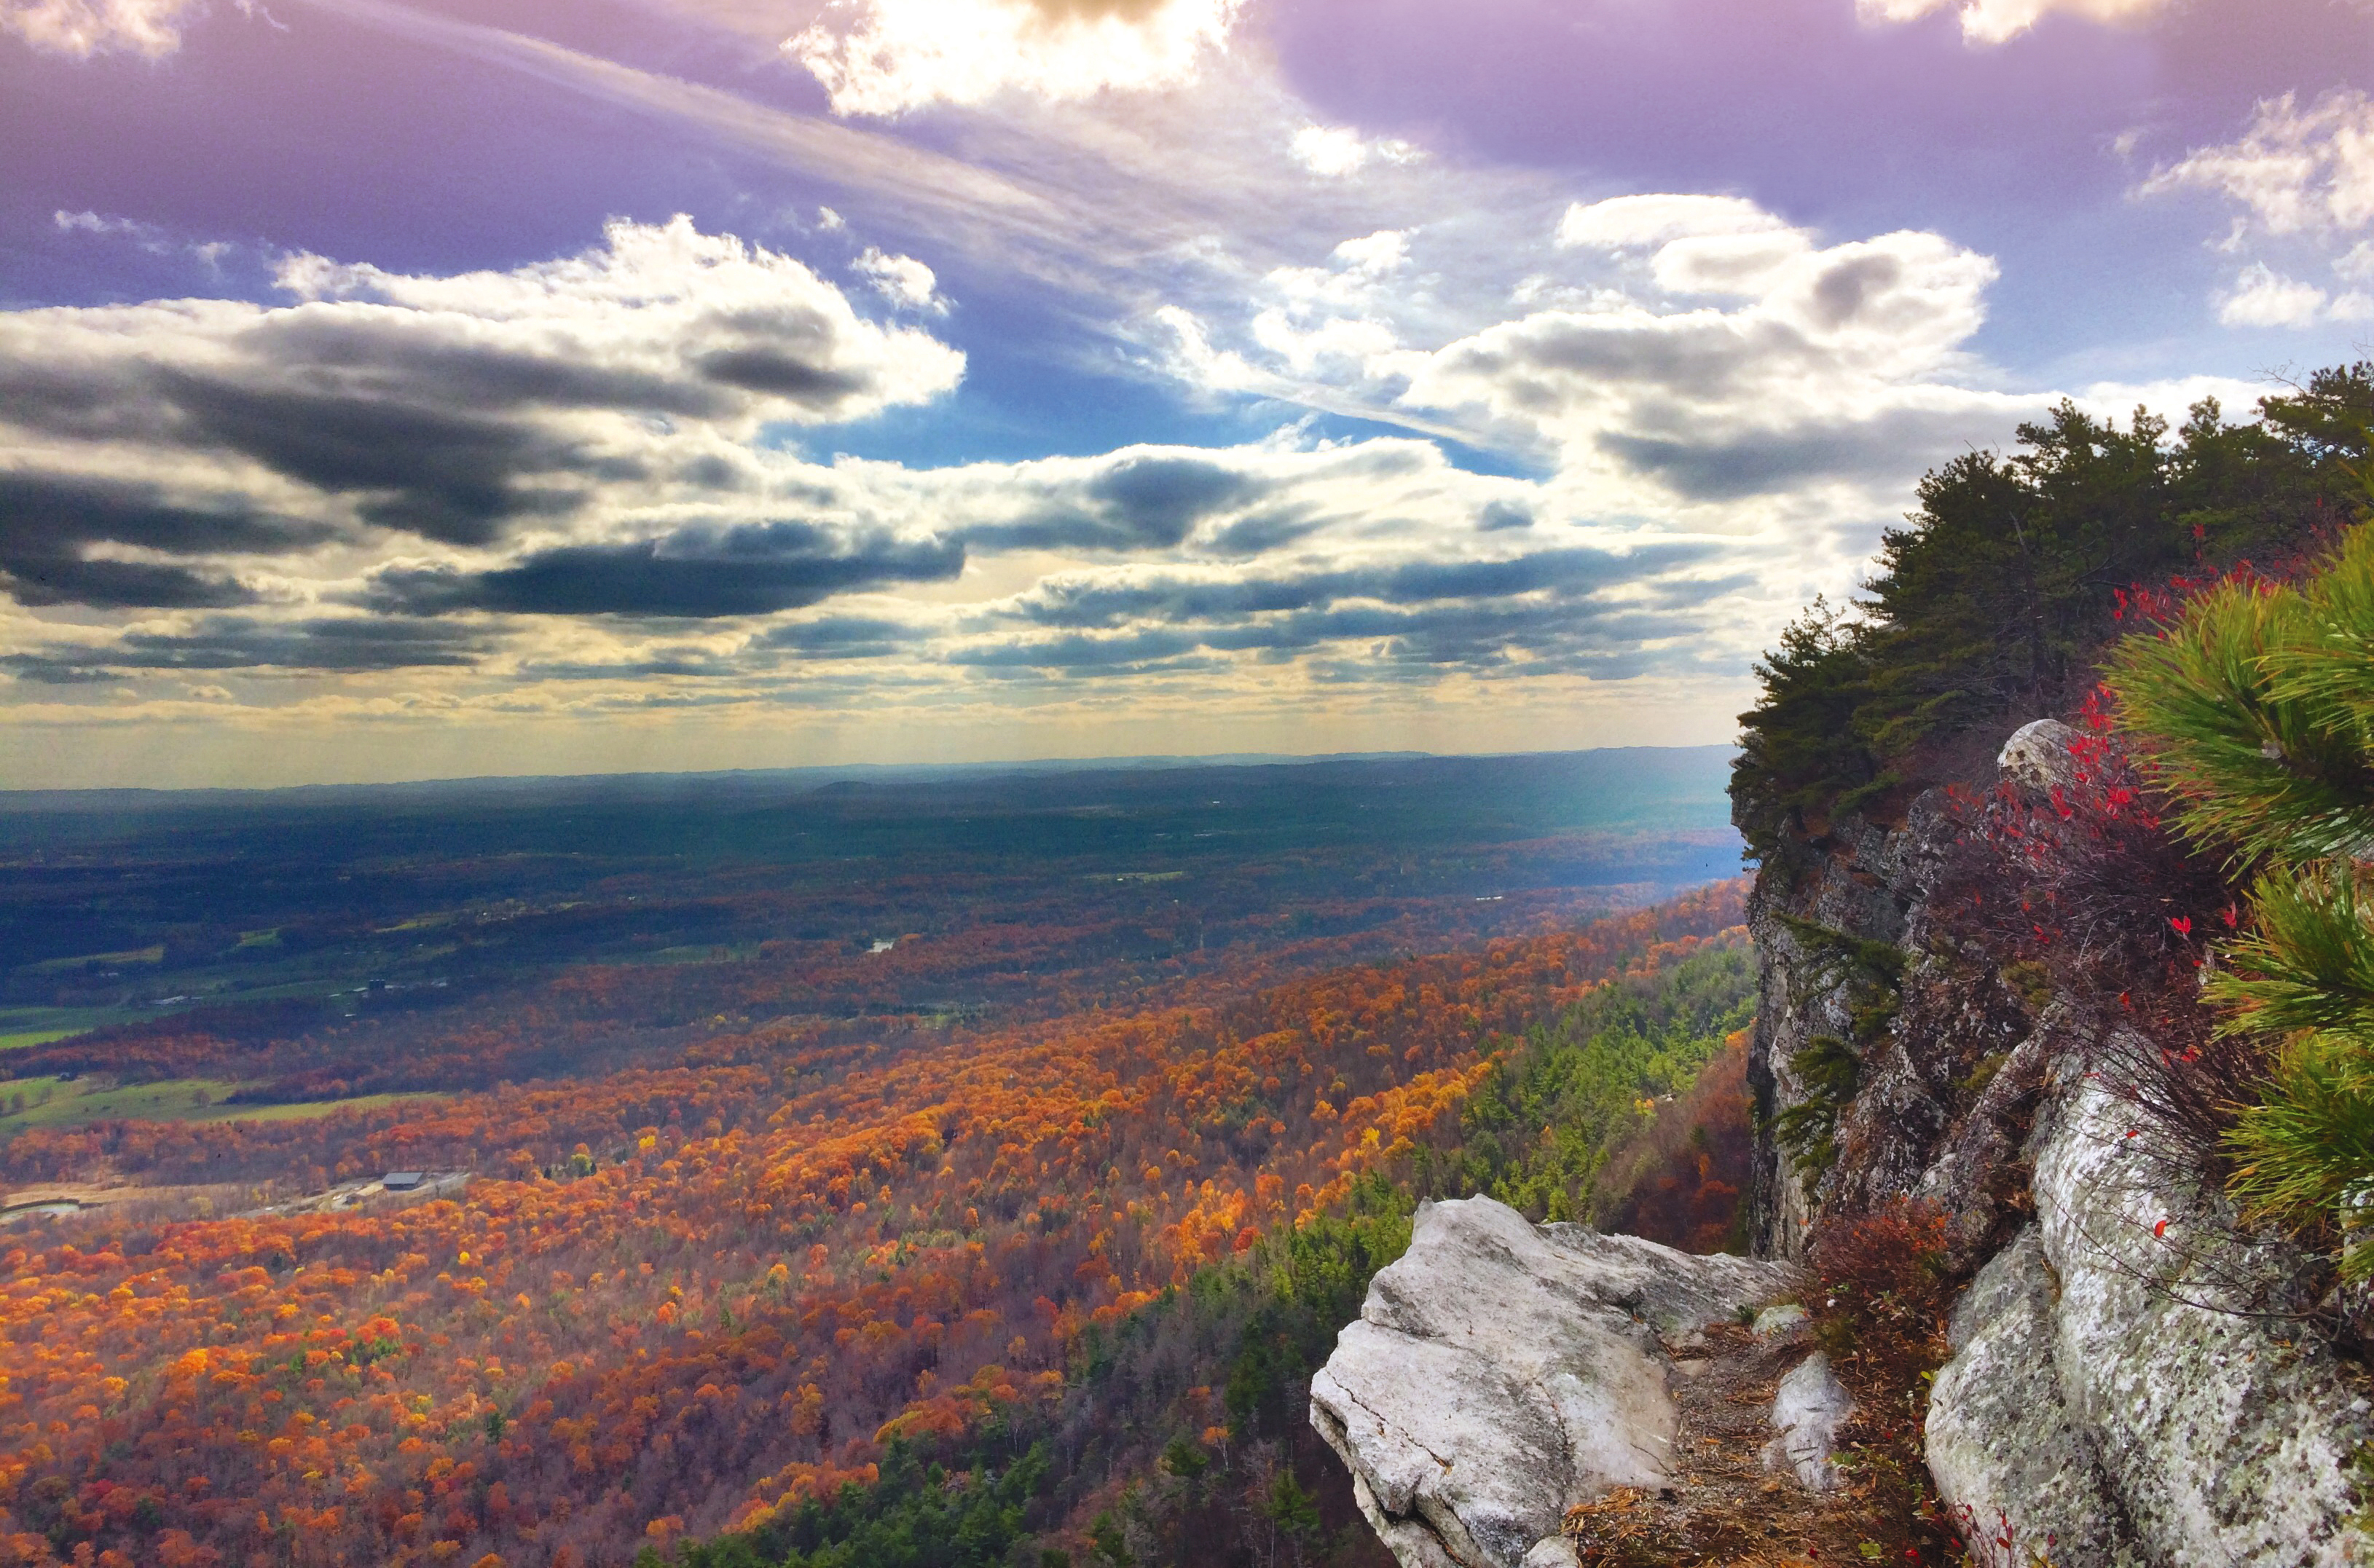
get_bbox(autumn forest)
[0,750,1752,1568]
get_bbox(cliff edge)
[1316,722,2374,1567]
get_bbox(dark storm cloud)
[236,315,734,418]
[955,594,1699,673]
[1,556,256,610]
[0,470,344,608]
[694,348,865,403]
[1200,506,1324,556]
[966,456,1261,553]
[362,521,964,619]
[1010,543,1715,630]
[1596,407,1995,500]
[165,375,616,546]
[0,221,964,565]
[754,615,919,658]
[0,616,498,683]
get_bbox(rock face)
[1325,717,2374,1568]
[1995,718,2083,791]
[1309,1197,1796,1568]
[1927,1229,2143,1565]
[1740,720,2374,1566]
[1927,1071,2374,1565]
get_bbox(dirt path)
[1563,1321,1894,1567]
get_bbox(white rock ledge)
[1309,1196,1796,1568]
[1927,1065,2374,1567]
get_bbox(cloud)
[1556,194,1786,251]
[2142,90,2374,240]
[0,216,964,601]
[1855,0,2172,45]
[1,0,198,56]
[754,615,919,659]
[962,543,1718,672]
[961,454,1261,551]
[787,0,1241,117]
[2216,264,2332,328]
[1396,225,2002,487]
[853,248,946,312]
[2139,92,2374,329]
[4,616,498,683]
[1290,125,1423,179]
[0,472,334,608]
[361,521,964,618]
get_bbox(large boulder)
[1926,1229,2142,1565]
[1309,1197,1796,1568]
[1927,1066,2373,1567]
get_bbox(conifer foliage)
[1734,371,2374,864]
[2107,516,2374,1269]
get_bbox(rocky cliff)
[1318,722,2374,1567]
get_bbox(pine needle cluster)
[2107,513,2374,1272]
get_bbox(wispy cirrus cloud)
[2142,90,2374,328]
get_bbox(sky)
[1,0,2373,788]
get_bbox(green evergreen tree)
[1734,374,2373,863]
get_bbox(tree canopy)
[1734,367,2374,862]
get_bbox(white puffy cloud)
[1403,229,2003,497]
[1160,198,2011,508]
[2140,92,2374,331]
[2217,263,2330,328]
[2143,91,2374,240]
[786,0,1242,117]
[1855,0,2171,45]
[1,0,197,57]
[853,247,946,312]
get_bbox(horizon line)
[0,741,1742,807]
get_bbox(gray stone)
[1997,719,2083,791]
[2028,1072,2371,1567]
[1310,1196,1796,1568]
[1751,1303,1807,1337]
[1764,1350,1853,1492]
[1927,1229,2141,1566]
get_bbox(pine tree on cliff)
[2107,511,2374,1274]
[1734,369,2373,864]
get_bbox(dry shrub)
[1807,1199,1961,1561]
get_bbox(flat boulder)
[1310,1196,1796,1568]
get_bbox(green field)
[0,1029,79,1052]
[0,1006,123,1051]
[0,1077,444,1140]
[23,945,164,974]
